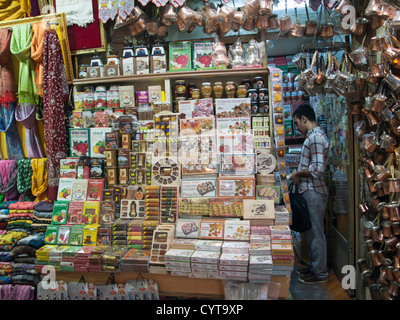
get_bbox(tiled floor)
[289,263,352,300]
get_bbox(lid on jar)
[202,82,211,86]
[238,85,247,88]
[175,80,186,83]
[214,82,223,85]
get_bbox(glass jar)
[191,88,201,100]
[213,82,224,99]
[241,79,252,90]
[201,82,212,98]
[225,81,236,98]
[174,80,187,98]
[236,85,247,98]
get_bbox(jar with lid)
[241,79,252,90]
[213,82,224,99]
[174,80,187,98]
[225,81,236,98]
[174,97,186,113]
[252,76,264,89]
[236,85,247,98]
[201,82,212,98]
[191,88,201,100]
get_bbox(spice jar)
[174,80,187,98]
[191,88,201,100]
[241,79,252,90]
[237,85,248,98]
[213,82,224,98]
[225,81,236,98]
[253,76,264,89]
[201,82,212,98]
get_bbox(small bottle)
[213,82,224,99]
[201,82,212,98]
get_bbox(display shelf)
[73,67,270,86]
[55,271,290,299]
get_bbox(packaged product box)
[106,167,118,186]
[44,225,59,244]
[180,178,217,198]
[284,119,293,136]
[199,219,225,240]
[51,201,69,225]
[190,250,220,264]
[71,179,88,201]
[69,128,90,157]
[74,92,84,111]
[119,85,135,108]
[178,198,210,216]
[194,240,223,252]
[105,150,117,167]
[82,201,101,225]
[94,111,109,127]
[90,127,112,158]
[83,90,95,110]
[94,90,107,109]
[217,177,255,199]
[59,166,77,179]
[135,55,150,74]
[105,132,119,150]
[151,54,167,74]
[168,41,192,72]
[224,220,250,241]
[57,225,71,245]
[164,249,194,262]
[219,252,249,266]
[169,238,198,250]
[57,178,74,201]
[175,218,201,239]
[219,153,257,175]
[82,225,98,246]
[89,158,105,179]
[221,241,250,254]
[67,201,84,225]
[99,201,115,224]
[255,185,280,203]
[148,85,162,104]
[243,199,275,220]
[87,179,104,201]
[122,57,135,76]
[178,98,214,119]
[215,98,251,118]
[192,41,213,70]
[209,198,243,218]
[118,148,131,167]
[72,111,83,128]
[104,64,120,77]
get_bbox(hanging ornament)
[138,0,151,7]
[170,0,186,9]
[153,0,169,7]
[309,0,322,11]
[202,5,220,34]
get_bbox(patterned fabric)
[0,104,24,159]
[0,28,16,105]
[0,160,19,201]
[297,126,329,195]
[17,159,32,194]
[42,30,68,201]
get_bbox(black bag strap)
[289,183,299,194]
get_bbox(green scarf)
[17,159,32,194]
[10,24,37,104]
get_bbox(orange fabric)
[30,22,45,96]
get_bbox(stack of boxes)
[270,226,294,277]
[248,226,272,283]
[120,248,151,273]
[87,246,108,272]
[60,246,80,272]
[219,242,249,281]
[164,248,194,276]
[75,246,96,272]
[189,240,222,279]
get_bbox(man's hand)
[290,171,300,185]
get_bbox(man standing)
[290,103,330,284]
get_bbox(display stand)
[55,271,290,299]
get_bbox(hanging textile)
[0,0,31,21]
[30,22,45,97]
[54,0,94,27]
[15,103,44,159]
[31,158,48,201]
[42,29,68,201]
[0,160,19,201]
[0,28,23,160]
[16,159,32,194]
[10,24,37,104]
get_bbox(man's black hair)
[292,103,316,123]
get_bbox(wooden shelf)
[55,271,290,299]
[73,67,270,86]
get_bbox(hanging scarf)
[0,28,23,160]
[31,158,48,202]
[15,102,44,159]
[10,24,37,104]
[30,22,44,97]
[0,160,19,201]
[42,30,68,201]
[0,28,16,105]
[16,159,32,194]
[0,0,30,22]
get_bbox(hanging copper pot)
[363,165,375,179]
[383,73,400,97]
[382,220,394,237]
[377,266,390,285]
[370,63,387,78]
[242,0,260,17]
[219,5,235,24]
[392,221,400,236]
[349,47,368,68]
[291,22,305,37]
[374,165,390,181]
[268,14,279,30]
[146,20,159,36]
[370,14,386,30]
[388,177,400,192]
[217,20,231,36]
[157,24,168,37]
[176,17,188,32]
[388,281,400,298]
[162,4,177,26]
[362,109,379,127]
[382,202,391,218]
[359,202,373,215]
[370,93,387,112]
[388,201,400,221]
[279,15,293,33]
[192,11,204,27]
[128,19,146,36]
[350,101,362,114]
[369,249,383,267]
[304,20,318,37]
[351,17,369,36]
[202,6,220,34]
[367,179,377,193]
[256,15,269,30]
[365,0,384,16]
[370,36,388,52]
[319,23,335,39]
[259,0,273,16]
[232,10,245,26]
[382,46,400,66]
[357,71,369,88]
[178,6,195,26]
[380,3,397,19]
[363,220,375,236]
[242,17,256,31]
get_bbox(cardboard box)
[168,41,192,72]
[104,64,120,77]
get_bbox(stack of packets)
[35,245,57,272]
[142,221,158,250]
[88,246,108,272]
[150,224,175,274]
[270,226,294,276]
[189,240,222,279]
[127,221,143,249]
[75,246,96,272]
[274,205,290,226]
[164,248,194,276]
[48,246,69,270]
[248,226,272,283]
[219,242,250,281]
[61,246,81,272]
[120,249,151,273]
[112,221,128,246]
[100,246,128,272]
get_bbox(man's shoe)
[296,267,312,276]
[298,273,329,284]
